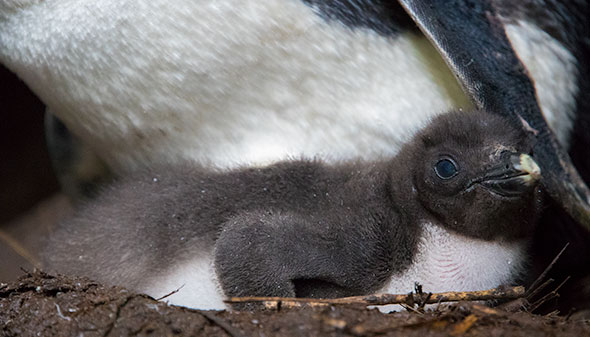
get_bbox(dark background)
[0,64,59,224]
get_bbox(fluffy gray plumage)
[43,110,543,300]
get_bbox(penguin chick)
[42,110,543,310]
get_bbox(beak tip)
[516,154,541,181]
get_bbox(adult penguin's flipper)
[398,0,590,231]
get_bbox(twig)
[400,302,423,314]
[413,282,432,311]
[225,286,525,309]
[529,276,570,313]
[155,284,185,301]
[450,314,478,336]
[0,229,41,268]
[434,296,444,312]
[199,311,248,337]
[525,243,569,298]
[496,297,530,313]
[526,278,554,301]
[418,293,433,310]
[564,307,576,321]
[545,310,560,317]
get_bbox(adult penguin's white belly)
[0,0,577,172]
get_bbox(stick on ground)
[225,286,525,309]
[525,243,569,298]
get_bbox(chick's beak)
[475,153,541,197]
[511,153,541,183]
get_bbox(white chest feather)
[377,223,527,311]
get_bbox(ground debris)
[1,271,589,337]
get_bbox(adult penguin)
[1,0,589,308]
[0,1,584,174]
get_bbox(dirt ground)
[1,271,589,337]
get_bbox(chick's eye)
[435,159,458,179]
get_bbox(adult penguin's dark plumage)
[397,0,590,311]
[43,110,543,310]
